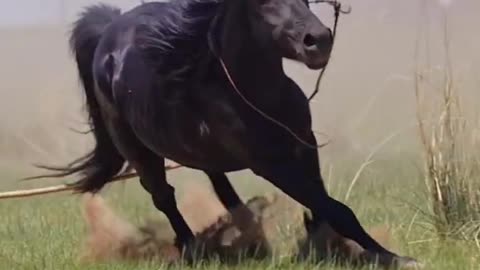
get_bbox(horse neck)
[218,2,287,97]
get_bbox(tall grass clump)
[414,0,480,241]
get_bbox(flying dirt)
[79,185,398,268]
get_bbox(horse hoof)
[393,256,424,269]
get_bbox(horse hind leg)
[104,120,194,248]
[99,44,195,249]
[136,156,195,247]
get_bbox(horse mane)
[135,0,224,76]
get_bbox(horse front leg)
[204,172,257,231]
[251,132,419,268]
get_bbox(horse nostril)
[318,29,333,44]
[303,34,316,48]
[303,29,333,50]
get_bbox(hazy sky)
[0,0,429,26]
[0,0,61,26]
[0,0,473,26]
[0,0,145,26]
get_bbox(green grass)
[0,158,479,270]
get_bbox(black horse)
[37,0,417,266]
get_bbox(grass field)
[0,157,479,270]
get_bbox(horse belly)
[130,113,247,172]
[161,138,245,171]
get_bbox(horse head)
[245,0,333,69]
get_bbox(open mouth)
[299,46,332,70]
[288,48,330,70]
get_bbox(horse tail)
[25,4,125,193]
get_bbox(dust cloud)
[79,186,396,266]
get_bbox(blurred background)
[0,0,478,176]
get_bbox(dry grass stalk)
[414,1,480,239]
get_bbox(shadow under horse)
[33,0,419,268]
